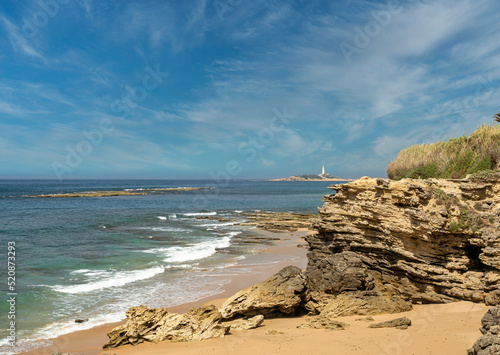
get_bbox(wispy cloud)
[0,101,49,116]
[0,14,45,60]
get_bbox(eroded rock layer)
[468,306,500,354]
[104,266,307,349]
[306,176,500,309]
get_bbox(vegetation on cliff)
[387,123,500,180]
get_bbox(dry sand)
[20,229,488,355]
[109,301,487,355]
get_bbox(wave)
[226,231,242,238]
[140,227,190,232]
[70,269,92,274]
[182,211,217,217]
[0,311,126,355]
[50,266,165,294]
[145,236,233,263]
[197,222,239,228]
[157,214,177,220]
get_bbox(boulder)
[468,306,500,354]
[103,305,229,349]
[219,266,307,319]
[74,318,89,323]
[479,306,500,334]
[222,315,264,331]
[368,317,412,330]
[316,291,412,318]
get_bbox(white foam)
[3,311,126,354]
[145,227,190,232]
[157,216,167,220]
[51,266,165,294]
[234,210,243,213]
[70,269,92,274]
[226,231,242,238]
[145,236,232,263]
[164,264,193,269]
[197,222,238,228]
[183,212,217,216]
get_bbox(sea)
[0,179,341,354]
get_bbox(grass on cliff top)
[387,124,500,180]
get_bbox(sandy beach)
[111,301,487,355]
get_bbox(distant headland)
[269,165,355,182]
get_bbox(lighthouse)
[321,165,325,176]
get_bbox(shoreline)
[268,178,355,182]
[20,229,309,355]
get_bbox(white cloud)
[0,15,45,60]
[261,157,275,167]
[0,101,49,116]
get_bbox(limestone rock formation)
[103,305,229,349]
[368,317,412,330]
[104,267,307,349]
[310,290,412,318]
[468,306,500,354]
[240,211,320,232]
[222,315,264,331]
[306,177,500,308]
[219,265,307,319]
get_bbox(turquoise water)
[0,179,339,354]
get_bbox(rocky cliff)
[468,305,500,354]
[306,176,500,311]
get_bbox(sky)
[1,0,500,180]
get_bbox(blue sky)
[1,0,500,179]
